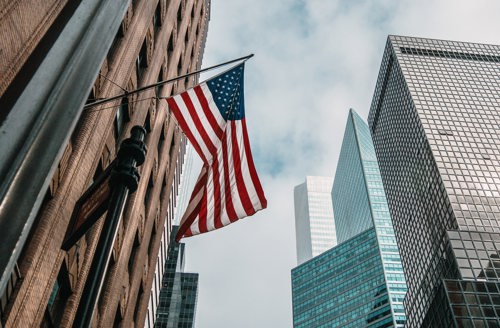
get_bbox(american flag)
[166,63,267,241]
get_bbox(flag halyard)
[166,63,267,241]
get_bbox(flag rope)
[84,54,254,110]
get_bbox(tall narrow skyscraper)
[294,176,336,265]
[368,36,500,327]
[154,226,199,328]
[291,110,406,327]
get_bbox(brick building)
[0,0,210,327]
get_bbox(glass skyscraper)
[294,176,336,265]
[291,110,406,327]
[368,36,500,327]
[154,226,199,328]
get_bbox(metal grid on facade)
[333,109,407,327]
[292,228,391,328]
[368,35,500,327]
[291,110,407,328]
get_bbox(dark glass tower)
[368,36,500,327]
[291,110,406,327]
[155,227,199,328]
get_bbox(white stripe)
[199,83,226,129]
[172,93,213,162]
[214,140,231,228]
[190,217,200,235]
[204,164,216,232]
[234,121,263,211]
[179,167,206,230]
[188,86,225,150]
[225,123,247,218]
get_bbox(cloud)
[183,1,500,327]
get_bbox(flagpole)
[84,54,254,110]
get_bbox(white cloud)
[183,1,500,327]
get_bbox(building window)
[128,234,140,283]
[115,97,129,142]
[144,175,154,209]
[136,39,148,81]
[107,25,124,63]
[113,304,122,328]
[43,263,71,327]
[156,67,164,97]
[167,33,174,53]
[134,284,144,323]
[153,2,161,40]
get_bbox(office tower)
[154,226,199,328]
[145,145,195,326]
[291,110,406,327]
[0,1,209,327]
[368,36,500,327]
[294,176,336,265]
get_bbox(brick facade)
[0,0,209,327]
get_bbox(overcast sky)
[181,1,500,327]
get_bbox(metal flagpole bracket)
[73,126,147,327]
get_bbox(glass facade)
[291,110,406,327]
[154,226,198,328]
[368,36,500,327]
[294,176,336,265]
[178,273,199,328]
[292,229,404,328]
[334,109,406,326]
[145,144,194,327]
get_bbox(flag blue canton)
[207,63,245,121]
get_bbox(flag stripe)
[221,127,238,222]
[194,85,225,139]
[241,119,267,208]
[211,155,223,229]
[176,167,207,241]
[233,121,262,213]
[230,121,255,216]
[175,93,213,162]
[197,187,209,234]
[181,91,218,156]
[167,98,208,163]
[170,63,267,241]
[225,123,247,220]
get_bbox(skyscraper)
[154,226,198,328]
[368,36,500,327]
[294,176,336,265]
[291,110,406,327]
[145,145,195,326]
[0,1,209,327]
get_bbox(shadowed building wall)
[0,1,210,327]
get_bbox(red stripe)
[175,168,208,241]
[221,128,237,222]
[231,121,255,216]
[194,85,224,139]
[197,183,209,234]
[180,92,217,156]
[176,199,202,241]
[167,98,208,163]
[211,155,223,229]
[241,119,267,208]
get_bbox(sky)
[180,1,500,327]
